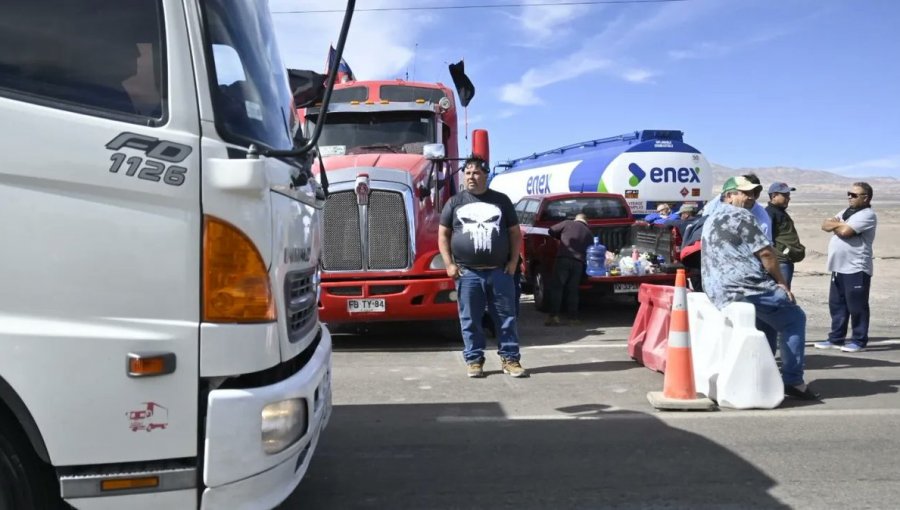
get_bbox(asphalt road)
[281,295,900,509]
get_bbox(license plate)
[613,283,639,294]
[347,298,386,313]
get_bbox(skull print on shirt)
[456,202,502,252]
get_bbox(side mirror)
[423,143,446,160]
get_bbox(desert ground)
[770,193,899,336]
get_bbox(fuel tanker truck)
[489,130,713,217]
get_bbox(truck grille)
[322,190,410,271]
[367,191,409,269]
[285,269,316,342]
[323,191,362,270]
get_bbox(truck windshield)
[309,111,435,155]
[202,0,295,151]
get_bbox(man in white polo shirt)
[815,182,877,353]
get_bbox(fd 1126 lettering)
[105,132,192,187]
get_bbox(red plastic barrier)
[627,283,682,373]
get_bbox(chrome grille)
[323,191,362,270]
[285,269,316,342]
[367,190,409,269]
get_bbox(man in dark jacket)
[545,213,594,325]
[765,182,805,288]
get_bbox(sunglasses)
[847,192,868,198]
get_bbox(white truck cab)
[0,0,353,508]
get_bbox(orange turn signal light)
[127,353,176,377]
[203,216,275,323]
[101,476,159,491]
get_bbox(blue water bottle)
[586,237,607,277]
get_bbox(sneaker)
[813,340,842,350]
[544,315,561,327]
[840,343,865,353]
[466,362,485,378]
[501,359,527,378]
[784,384,820,401]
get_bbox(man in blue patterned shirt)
[701,176,817,401]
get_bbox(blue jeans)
[740,288,807,386]
[828,271,871,347]
[780,262,794,289]
[456,267,521,363]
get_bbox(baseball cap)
[722,176,763,193]
[677,204,697,214]
[768,182,796,194]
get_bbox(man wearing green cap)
[701,176,817,401]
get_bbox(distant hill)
[711,164,900,197]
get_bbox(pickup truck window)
[542,197,628,221]
[0,0,165,121]
[514,199,540,224]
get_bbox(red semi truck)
[301,80,481,330]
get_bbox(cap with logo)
[768,182,796,194]
[722,176,763,193]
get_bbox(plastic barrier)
[628,284,677,373]
[686,293,784,409]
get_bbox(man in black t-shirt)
[439,158,525,378]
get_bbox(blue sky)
[271,0,900,178]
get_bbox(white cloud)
[668,42,731,60]
[826,155,900,178]
[496,1,719,105]
[622,68,656,83]
[510,3,592,45]
[499,54,611,106]
[270,0,432,80]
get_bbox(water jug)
[586,237,607,277]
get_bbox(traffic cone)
[647,269,715,410]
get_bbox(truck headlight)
[261,398,308,454]
[429,254,446,270]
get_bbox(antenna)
[412,43,418,81]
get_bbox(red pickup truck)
[514,192,682,310]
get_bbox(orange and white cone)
[647,269,715,410]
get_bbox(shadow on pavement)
[805,352,900,370]
[527,360,640,375]
[807,378,900,400]
[283,402,790,509]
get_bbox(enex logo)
[628,163,646,187]
[629,163,700,185]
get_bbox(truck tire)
[0,419,60,510]
[533,271,549,312]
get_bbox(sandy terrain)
[772,195,899,337]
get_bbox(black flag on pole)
[448,60,475,107]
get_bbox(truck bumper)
[582,273,677,294]
[201,326,332,509]
[319,277,459,323]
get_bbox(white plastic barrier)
[686,293,784,409]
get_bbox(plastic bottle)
[586,237,607,277]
